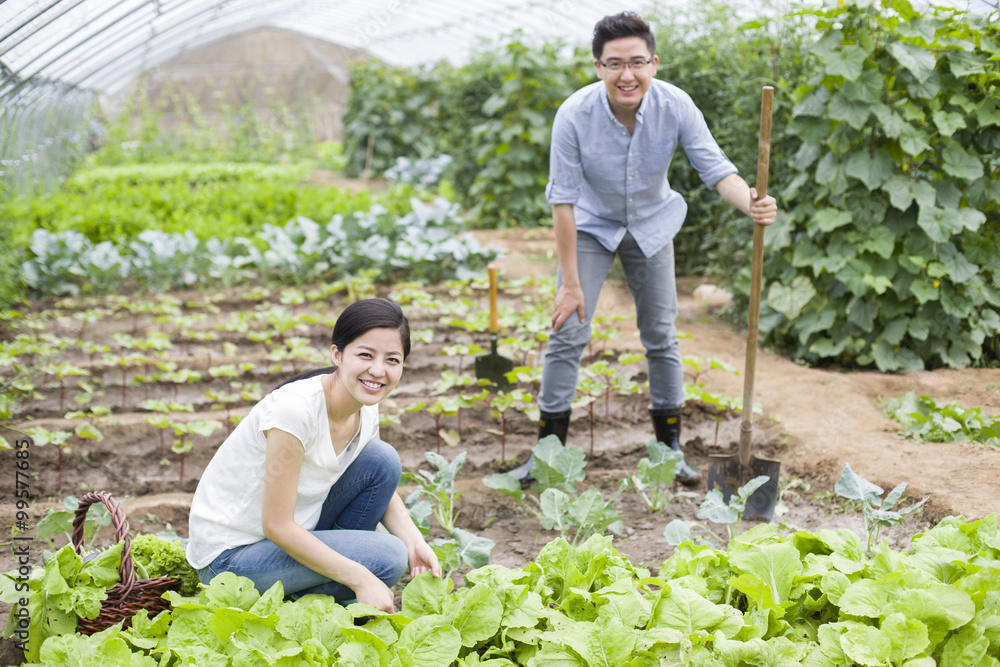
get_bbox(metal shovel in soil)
[475,265,514,389]
[706,86,781,521]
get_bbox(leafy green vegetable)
[835,463,928,556]
[484,436,624,545]
[0,542,124,662]
[129,534,200,597]
[429,528,496,579]
[14,515,1000,666]
[630,441,684,512]
[35,494,112,550]
[18,196,499,297]
[883,391,1000,448]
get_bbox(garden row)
[1,274,759,493]
[4,503,997,666]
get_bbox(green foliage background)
[2,163,391,248]
[342,0,999,370]
[652,5,813,276]
[4,0,997,370]
[343,38,592,228]
[760,0,1000,370]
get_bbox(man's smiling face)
[596,36,658,116]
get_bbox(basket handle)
[72,491,136,590]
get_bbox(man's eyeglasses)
[597,57,654,72]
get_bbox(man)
[511,11,776,484]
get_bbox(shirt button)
[628,152,632,157]
[629,198,632,202]
[628,176,632,180]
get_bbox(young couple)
[187,11,777,608]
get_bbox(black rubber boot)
[509,409,571,483]
[650,408,701,486]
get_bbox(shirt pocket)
[643,139,678,170]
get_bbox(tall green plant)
[651,1,812,276]
[449,39,592,228]
[758,0,1000,370]
[342,39,591,228]
[341,62,446,178]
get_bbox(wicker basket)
[72,491,182,635]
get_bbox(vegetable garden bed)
[1,255,998,665]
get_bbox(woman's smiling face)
[331,327,404,406]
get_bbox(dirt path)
[481,228,1000,521]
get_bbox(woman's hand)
[407,538,442,579]
[354,574,397,613]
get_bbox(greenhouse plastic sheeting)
[1,0,672,96]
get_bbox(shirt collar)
[636,91,649,120]
[599,87,617,123]
[597,82,652,128]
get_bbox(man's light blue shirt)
[545,79,738,258]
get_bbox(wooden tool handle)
[488,265,499,334]
[756,87,773,200]
[739,86,774,469]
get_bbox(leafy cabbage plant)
[20,198,501,296]
[6,514,1000,666]
[484,435,626,546]
[883,391,1000,449]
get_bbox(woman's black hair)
[592,12,655,61]
[270,298,410,393]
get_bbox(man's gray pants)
[538,230,684,414]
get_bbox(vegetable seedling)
[403,450,468,534]
[24,426,72,490]
[834,462,928,556]
[485,441,625,546]
[171,419,223,486]
[101,351,146,409]
[587,314,625,363]
[571,375,605,456]
[437,343,485,376]
[697,475,771,541]
[630,440,684,512]
[489,389,533,461]
[405,397,463,454]
[40,362,90,413]
[484,435,623,544]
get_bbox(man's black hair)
[592,12,655,61]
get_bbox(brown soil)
[481,228,1000,523]
[482,227,1000,520]
[1,227,997,664]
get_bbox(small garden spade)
[475,265,514,389]
[706,87,781,520]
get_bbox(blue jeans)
[196,439,408,601]
[539,231,683,413]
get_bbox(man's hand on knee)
[552,284,586,332]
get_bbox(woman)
[186,298,439,612]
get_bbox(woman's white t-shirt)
[186,375,379,569]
